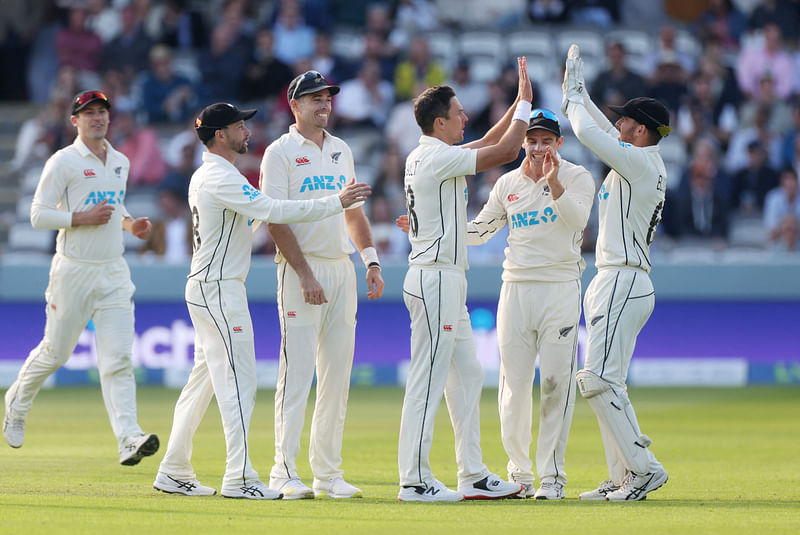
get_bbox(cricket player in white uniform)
[396,57,534,502]
[260,70,385,500]
[466,110,595,499]
[3,90,159,466]
[153,102,370,500]
[562,45,670,501]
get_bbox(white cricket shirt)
[260,126,357,262]
[31,137,131,262]
[188,151,343,282]
[467,157,595,282]
[568,98,667,273]
[404,135,478,271]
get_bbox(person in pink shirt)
[736,22,795,99]
[55,8,103,76]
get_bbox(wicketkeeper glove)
[561,44,585,117]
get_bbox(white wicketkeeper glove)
[561,44,585,117]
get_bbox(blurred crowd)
[2,0,800,263]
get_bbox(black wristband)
[367,262,381,269]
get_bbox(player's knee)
[576,369,611,399]
[99,352,133,377]
[38,342,72,368]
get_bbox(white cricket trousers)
[398,266,489,488]
[271,257,356,482]
[4,254,142,451]
[582,267,662,482]
[497,279,580,487]
[159,279,259,488]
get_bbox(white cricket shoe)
[269,477,314,500]
[534,481,565,500]
[313,477,363,498]
[515,482,535,498]
[153,472,216,496]
[579,479,619,500]
[222,480,282,500]
[3,412,25,448]
[458,473,523,500]
[398,479,464,502]
[119,433,159,466]
[605,468,668,501]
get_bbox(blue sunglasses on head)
[530,108,559,123]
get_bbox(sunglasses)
[75,91,109,107]
[530,108,559,123]
[291,70,324,101]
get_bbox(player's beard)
[232,137,248,154]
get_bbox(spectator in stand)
[110,103,167,188]
[643,23,696,77]
[385,80,425,160]
[447,59,490,118]
[569,0,619,26]
[11,93,71,172]
[726,104,784,174]
[0,0,46,100]
[369,195,409,261]
[698,37,743,113]
[272,0,316,65]
[646,52,689,115]
[730,141,779,214]
[242,27,294,103]
[138,45,198,123]
[139,182,192,264]
[781,101,800,168]
[393,35,446,101]
[55,7,103,89]
[664,141,730,247]
[358,31,398,83]
[736,22,794,100]
[25,1,62,104]
[697,0,747,52]
[589,42,646,109]
[748,0,799,42]
[101,68,136,111]
[86,0,121,44]
[677,72,738,151]
[198,14,252,101]
[738,75,793,136]
[158,0,207,51]
[335,59,394,129]
[310,31,354,83]
[102,5,152,79]
[527,0,570,23]
[764,167,800,251]
[372,144,407,217]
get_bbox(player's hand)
[517,56,533,104]
[339,178,372,208]
[366,266,385,300]
[543,146,560,181]
[300,274,327,305]
[561,44,585,116]
[395,214,410,234]
[77,199,114,226]
[129,217,152,239]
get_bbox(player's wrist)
[512,100,532,124]
[360,246,380,270]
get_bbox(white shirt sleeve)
[433,144,477,183]
[467,180,508,245]
[212,171,343,224]
[260,143,289,199]
[30,153,73,230]
[568,98,651,183]
[552,166,595,232]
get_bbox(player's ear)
[557,136,565,150]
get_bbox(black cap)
[195,102,257,142]
[71,90,111,115]
[527,108,561,137]
[287,70,340,101]
[609,97,672,137]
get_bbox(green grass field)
[1,386,798,534]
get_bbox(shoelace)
[7,418,25,431]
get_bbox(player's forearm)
[267,223,314,278]
[344,207,375,251]
[478,97,519,147]
[31,204,73,229]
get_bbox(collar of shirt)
[73,136,113,160]
[288,124,330,148]
[418,135,448,147]
[202,150,239,173]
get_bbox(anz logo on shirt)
[243,184,261,201]
[299,174,346,192]
[510,206,557,229]
[84,190,125,204]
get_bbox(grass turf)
[1,386,798,534]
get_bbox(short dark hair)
[414,85,455,135]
